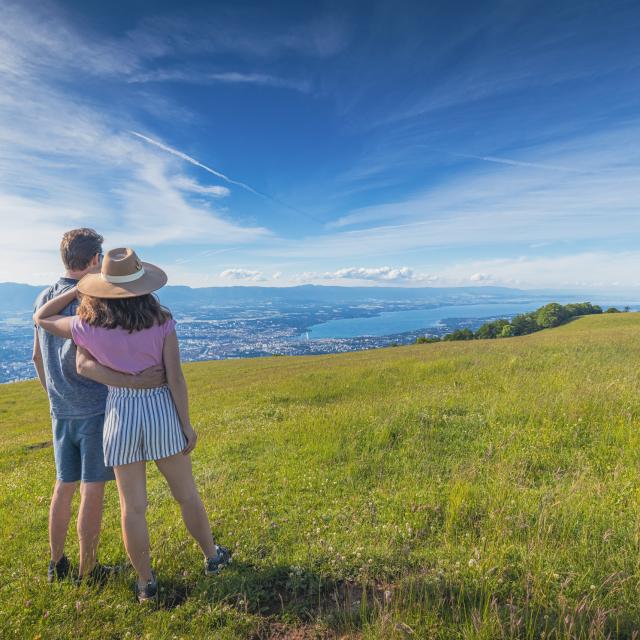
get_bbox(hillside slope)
[2,313,640,639]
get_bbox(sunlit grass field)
[2,313,640,639]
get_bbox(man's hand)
[129,365,166,389]
[77,347,167,388]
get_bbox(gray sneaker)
[135,571,158,603]
[205,545,232,575]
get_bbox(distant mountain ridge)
[0,281,565,315]
[156,283,541,306]
[1,282,46,313]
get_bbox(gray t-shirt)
[34,277,107,418]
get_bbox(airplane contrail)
[174,247,237,265]
[419,145,585,173]
[130,130,261,194]
[449,151,582,173]
[129,130,324,224]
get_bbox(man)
[33,228,165,583]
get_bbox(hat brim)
[77,262,168,299]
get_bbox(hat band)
[101,267,146,284]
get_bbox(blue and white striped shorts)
[103,386,187,467]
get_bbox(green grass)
[2,313,640,639]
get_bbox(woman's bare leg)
[113,462,153,585]
[155,454,217,558]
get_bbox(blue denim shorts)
[52,414,115,483]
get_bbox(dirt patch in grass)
[23,440,51,451]
[256,622,336,639]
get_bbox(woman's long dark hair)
[77,293,171,332]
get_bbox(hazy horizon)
[4,280,640,297]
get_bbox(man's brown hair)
[60,228,103,271]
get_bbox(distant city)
[2,282,638,384]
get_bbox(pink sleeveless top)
[71,316,176,374]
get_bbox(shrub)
[443,328,474,341]
[565,302,602,316]
[500,324,514,338]
[439,301,604,343]
[510,312,539,336]
[475,318,510,339]
[536,303,569,328]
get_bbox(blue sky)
[1,0,640,289]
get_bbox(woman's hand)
[182,427,198,455]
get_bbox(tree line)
[416,302,629,344]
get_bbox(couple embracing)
[33,228,230,602]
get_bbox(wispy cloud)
[206,71,310,92]
[0,1,141,78]
[128,69,312,93]
[318,121,640,252]
[346,3,640,131]
[127,10,350,60]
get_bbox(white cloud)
[220,268,266,281]
[297,266,441,284]
[331,266,416,281]
[173,176,230,197]
[469,273,492,282]
[270,253,640,290]
[431,252,640,290]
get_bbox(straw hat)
[78,247,167,299]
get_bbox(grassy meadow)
[2,312,640,639]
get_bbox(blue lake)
[307,301,637,339]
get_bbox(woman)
[34,247,231,602]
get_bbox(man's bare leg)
[49,480,77,562]
[77,481,106,577]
